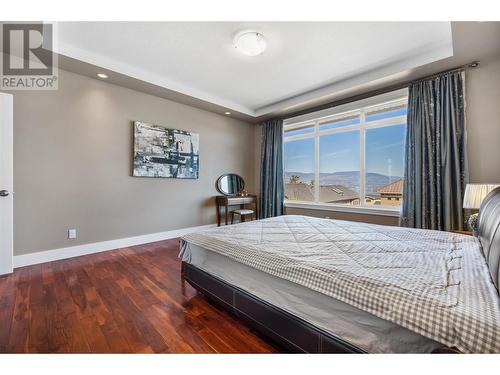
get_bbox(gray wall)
[465,52,500,183]
[9,69,256,256]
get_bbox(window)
[284,138,315,202]
[283,121,315,137]
[319,130,360,205]
[283,91,407,212]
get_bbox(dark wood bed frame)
[182,261,367,353]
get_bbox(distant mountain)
[284,171,401,195]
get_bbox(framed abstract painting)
[133,121,199,179]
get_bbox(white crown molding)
[55,41,255,116]
[254,40,453,117]
[13,224,216,269]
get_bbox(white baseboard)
[13,223,216,268]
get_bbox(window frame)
[283,89,408,217]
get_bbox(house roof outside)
[285,183,360,203]
[285,183,314,202]
[319,185,359,203]
[377,179,404,195]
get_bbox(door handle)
[0,190,9,197]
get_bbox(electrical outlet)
[68,229,77,239]
[325,216,330,219]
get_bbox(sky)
[284,122,406,178]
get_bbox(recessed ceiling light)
[234,31,267,57]
[97,73,108,79]
[224,111,231,115]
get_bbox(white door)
[0,93,13,275]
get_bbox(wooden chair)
[231,209,255,224]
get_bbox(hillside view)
[284,171,401,195]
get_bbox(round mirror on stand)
[216,174,245,196]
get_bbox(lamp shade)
[463,183,500,209]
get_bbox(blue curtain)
[259,119,284,218]
[401,71,468,231]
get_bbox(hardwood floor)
[0,239,279,353]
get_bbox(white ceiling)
[55,22,454,117]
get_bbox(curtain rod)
[277,61,478,122]
[410,64,469,84]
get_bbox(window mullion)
[314,120,320,203]
[360,110,366,207]
[284,133,315,142]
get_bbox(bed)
[179,188,500,353]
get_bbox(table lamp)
[463,183,500,235]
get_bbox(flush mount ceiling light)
[97,73,108,79]
[224,111,231,115]
[233,31,267,57]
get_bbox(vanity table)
[215,194,258,226]
[214,174,258,226]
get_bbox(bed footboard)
[182,261,365,353]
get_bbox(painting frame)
[132,121,199,179]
